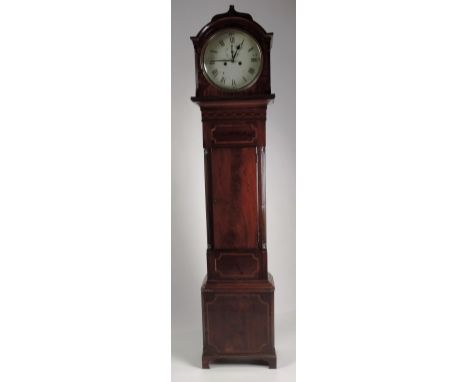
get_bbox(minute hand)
[232,40,244,60]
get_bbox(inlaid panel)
[204,293,270,354]
[210,147,258,249]
[213,252,260,279]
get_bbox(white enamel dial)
[201,28,263,91]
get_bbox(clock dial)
[201,29,263,91]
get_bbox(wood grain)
[211,147,258,249]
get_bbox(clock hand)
[230,43,235,62]
[233,39,244,60]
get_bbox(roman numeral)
[251,57,258,63]
[209,49,218,54]
[218,40,225,47]
[212,69,218,77]
[248,67,255,75]
[242,76,248,83]
[220,77,226,84]
[248,47,254,52]
[232,79,237,88]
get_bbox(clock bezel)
[200,28,264,92]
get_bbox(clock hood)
[190,5,274,101]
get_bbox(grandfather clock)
[191,5,276,369]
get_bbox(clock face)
[201,29,263,91]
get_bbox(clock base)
[201,274,276,369]
[202,352,277,369]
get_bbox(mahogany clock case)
[171,0,296,375]
[191,6,278,369]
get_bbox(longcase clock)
[191,5,276,369]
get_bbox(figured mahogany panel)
[215,252,259,279]
[211,147,258,249]
[204,293,270,354]
[215,253,259,278]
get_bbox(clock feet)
[201,354,277,369]
[268,357,277,369]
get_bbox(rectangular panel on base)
[207,249,268,280]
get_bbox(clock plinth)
[191,6,276,369]
[201,274,276,369]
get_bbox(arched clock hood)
[191,5,274,101]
